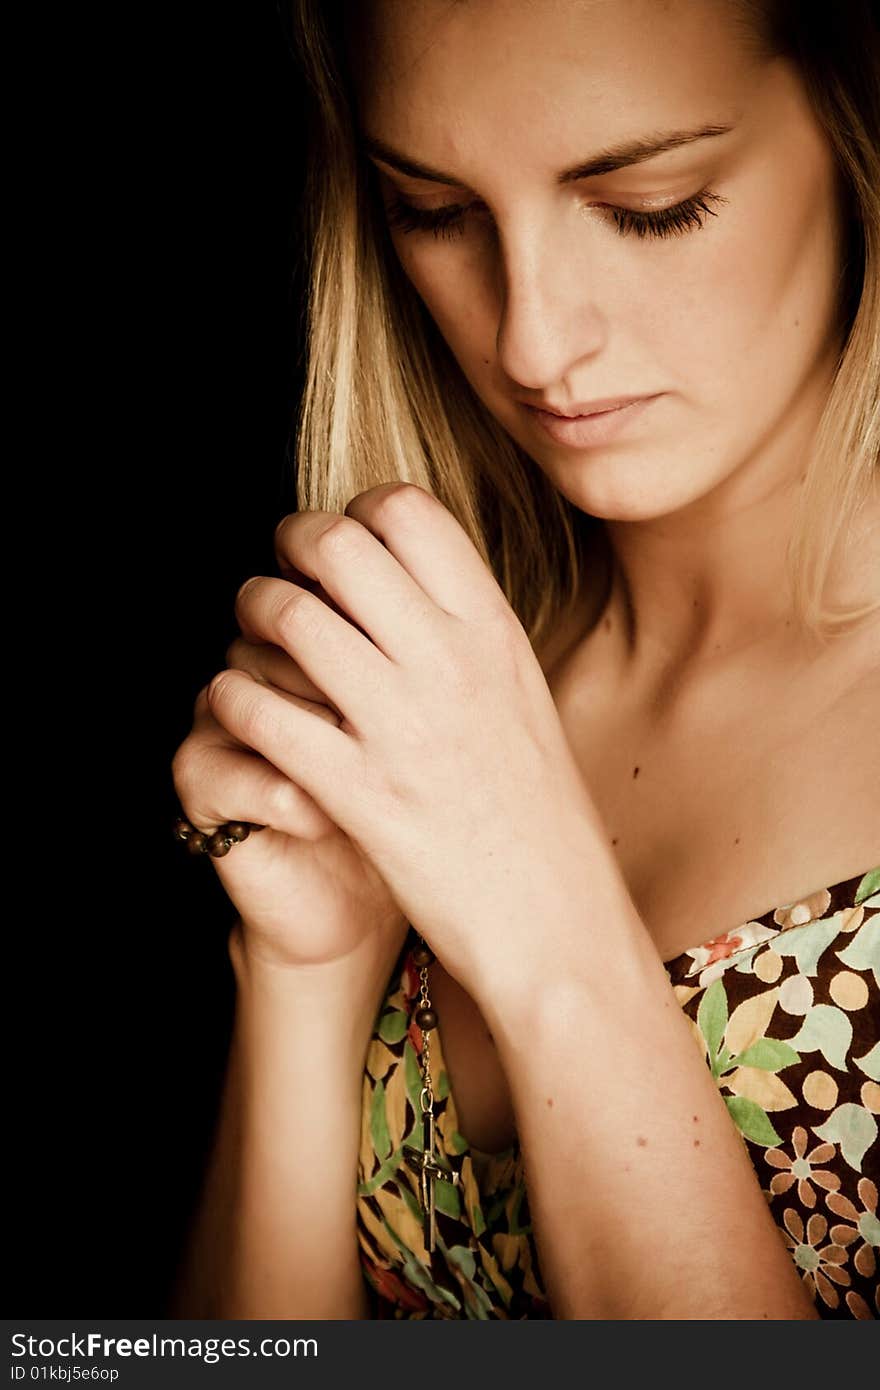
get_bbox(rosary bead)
[415,1006,438,1032]
[174,812,267,858]
[224,822,250,843]
[411,941,435,967]
[207,829,233,857]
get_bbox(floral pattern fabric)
[356,867,880,1319]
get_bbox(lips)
[523,394,653,419]
[523,395,660,447]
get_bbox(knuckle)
[263,774,297,822]
[314,516,361,562]
[363,759,411,819]
[484,610,522,667]
[171,740,200,799]
[207,672,274,742]
[236,689,276,743]
[396,703,432,755]
[277,588,321,638]
[373,482,424,528]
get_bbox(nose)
[493,213,608,390]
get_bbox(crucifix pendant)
[403,1107,460,1253]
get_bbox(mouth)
[522,395,662,448]
[526,395,653,419]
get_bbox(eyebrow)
[362,123,736,186]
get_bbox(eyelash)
[386,187,727,241]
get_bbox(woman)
[170,0,879,1320]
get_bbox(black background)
[13,3,308,1313]
[11,0,880,1334]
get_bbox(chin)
[538,444,732,524]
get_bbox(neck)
[599,385,878,694]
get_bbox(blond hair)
[289,0,879,649]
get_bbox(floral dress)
[355,867,880,1319]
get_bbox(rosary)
[402,933,461,1253]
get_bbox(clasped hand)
[208,482,615,997]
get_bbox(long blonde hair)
[289,0,879,650]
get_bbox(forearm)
[170,925,386,1320]
[482,906,819,1321]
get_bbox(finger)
[192,681,342,740]
[270,507,444,665]
[253,545,351,625]
[233,576,393,733]
[346,484,511,619]
[206,668,365,834]
[173,714,337,842]
[225,635,341,714]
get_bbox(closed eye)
[385,188,728,241]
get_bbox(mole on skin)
[633,766,640,778]
[636,1136,648,1147]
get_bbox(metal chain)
[407,931,462,1255]
[417,948,434,1114]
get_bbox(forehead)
[346,0,758,156]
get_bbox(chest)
[425,621,879,1155]
[551,632,879,959]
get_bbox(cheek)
[656,168,844,419]
[392,237,493,357]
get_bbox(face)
[347,0,849,524]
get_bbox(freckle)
[693,598,698,608]
[692,1115,699,1122]
[611,837,619,846]
[693,1139,701,1147]
[546,1097,554,1108]
[734,837,740,846]
[633,765,640,779]
[636,1136,648,1147]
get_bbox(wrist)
[229,919,402,1052]
[448,819,642,1001]
[473,891,657,1052]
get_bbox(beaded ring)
[172,815,267,859]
